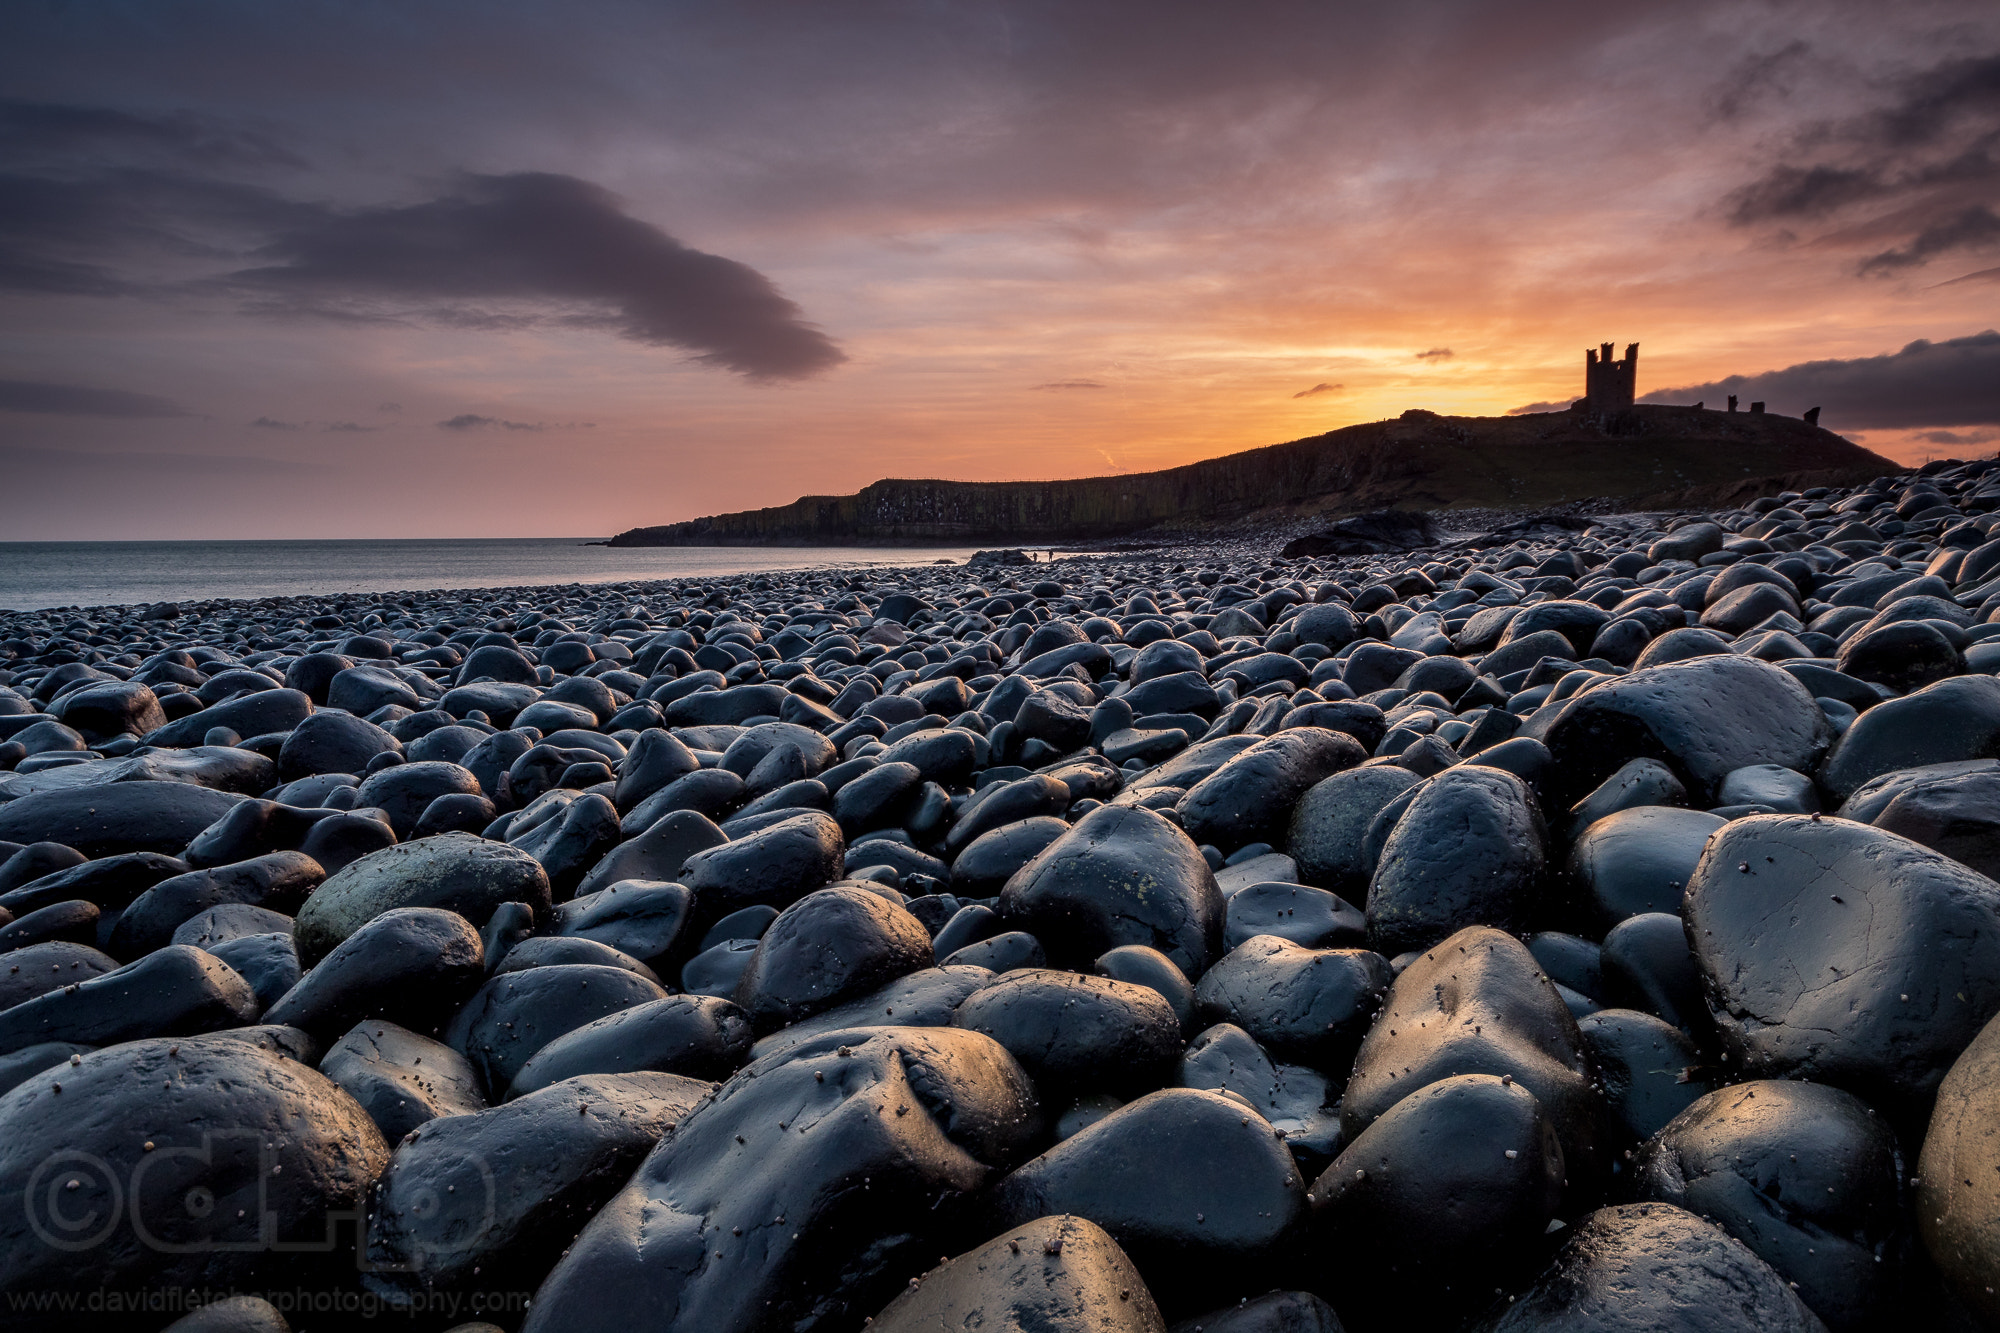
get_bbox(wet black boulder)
[519,1026,1039,1333]
[318,1018,486,1145]
[0,781,247,858]
[109,850,324,957]
[510,791,623,896]
[1476,1202,1827,1333]
[953,967,1182,1096]
[999,805,1225,977]
[1837,620,1965,693]
[1633,1080,1904,1332]
[182,798,338,869]
[868,1215,1166,1333]
[1565,806,1724,932]
[985,1087,1305,1314]
[445,963,668,1096]
[277,709,399,781]
[1341,927,1603,1197]
[351,760,484,839]
[0,944,261,1056]
[553,879,695,969]
[365,1071,711,1303]
[264,906,484,1039]
[1225,881,1365,951]
[0,940,119,1010]
[1576,1009,1708,1146]
[292,833,551,964]
[0,1029,388,1331]
[1918,1009,2000,1326]
[1365,766,1546,956]
[950,815,1070,896]
[746,964,996,1063]
[1684,813,2000,1119]
[508,993,753,1095]
[1539,655,1832,805]
[1193,935,1389,1070]
[1860,762,2000,879]
[1310,1073,1564,1327]
[580,807,726,895]
[1286,765,1421,899]
[679,810,846,930]
[733,885,934,1033]
[1818,675,2000,804]
[1178,728,1366,851]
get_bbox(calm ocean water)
[0,539,1002,612]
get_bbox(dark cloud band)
[1639,330,2000,430]
[0,379,193,417]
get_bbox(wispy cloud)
[250,415,302,430]
[1415,348,1453,361]
[0,379,194,417]
[1032,380,1105,391]
[436,413,593,431]
[1726,51,2000,279]
[1291,381,1343,399]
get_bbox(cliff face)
[608,406,1898,546]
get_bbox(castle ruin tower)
[1584,341,1638,417]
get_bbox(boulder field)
[4,458,2000,1330]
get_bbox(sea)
[0,538,1018,613]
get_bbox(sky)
[2,0,1999,540]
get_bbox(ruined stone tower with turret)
[1584,341,1637,417]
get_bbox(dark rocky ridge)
[608,405,1894,547]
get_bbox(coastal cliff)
[608,405,1897,546]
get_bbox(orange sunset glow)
[3,1,1997,538]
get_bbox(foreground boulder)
[986,1087,1305,1312]
[1539,656,1832,805]
[291,833,551,964]
[1918,1009,2000,1327]
[365,1071,711,1302]
[1633,1080,1904,1332]
[1477,1201,1826,1332]
[1000,805,1225,977]
[732,886,934,1033]
[1311,1073,1565,1326]
[0,944,260,1055]
[0,781,247,857]
[521,1026,1039,1333]
[867,1215,1165,1333]
[954,968,1183,1096]
[318,1019,486,1144]
[1341,927,1603,1196]
[0,1029,388,1330]
[1366,766,1546,956]
[1684,814,2000,1119]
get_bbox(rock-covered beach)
[3,459,2000,1332]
